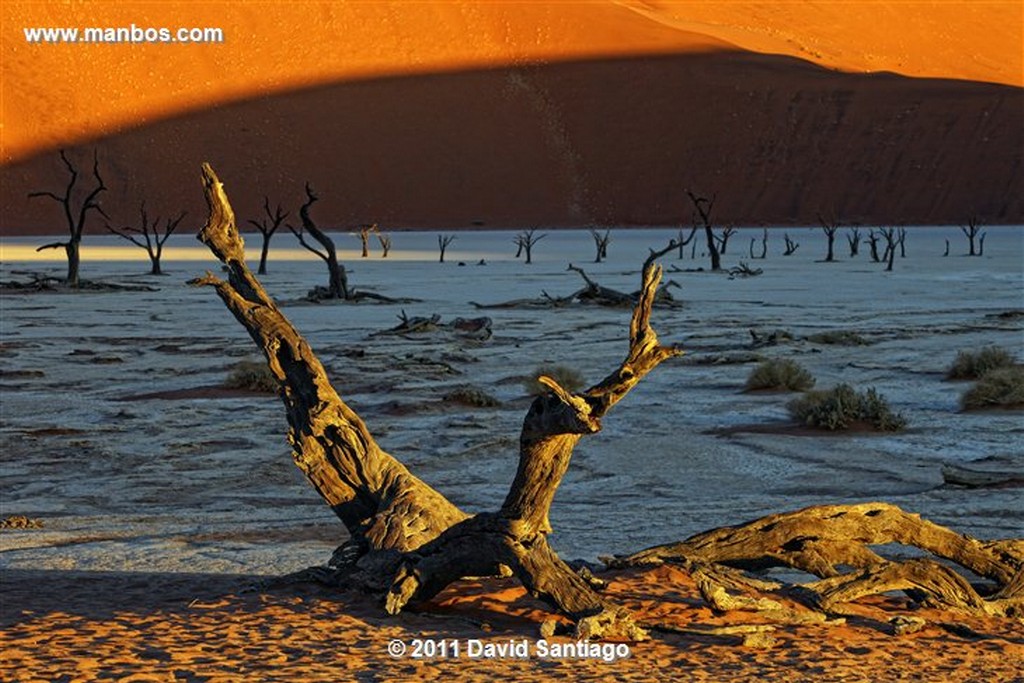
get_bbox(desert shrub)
[806,330,869,346]
[788,383,906,431]
[745,359,815,392]
[961,366,1024,410]
[524,364,585,396]
[224,360,278,393]
[444,386,501,408]
[947,346,1015,380]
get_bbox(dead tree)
[867,230,881,262]
[590,229,611,263]
[943,239,950,257]
[715,227,736,255]
[609,502,1022,619]
[377,232,392,258]
[192,164,676,639]
[247,197,288,275]
[192,166,1022,636]
[287,183,349,299]
[783,233,800,256]
[676,226,698,259]
[29,149,108,287]
[749,228,768,259]
[106,201,186,275]
[818,215,840,262]
[686,190,721,271]
[897,227,907,258]
[357,224,378,258]
[846,227,861,257]
[978,232,987,256]
[515,229,546,264]
[879,227,899,271]
[961,217,985,256]
[438,234,456,263]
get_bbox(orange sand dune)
[1,2,1021,233]
[2,565,1021,682]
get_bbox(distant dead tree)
[106,201,185,275]
[357,224,378,258]
[818,215,840,262]
[29,149,108,287]
[783,233,800,256]
[961,217,985,256]
[247,197,288,275]
[897,228,907,258]
[438,234,456,263]
[749,228,768,259]
[590,228,611,263]
[879,227,899,271]
[715,226,736,255]
[847,227,862,257]
[377,232,392,258]
[514,229,546,264]
[676,226,698,259]
[867,230,881,262]
[978,232,987,256]
[943,239,950,257]
[686,190,721,271]
[288,183,349,299]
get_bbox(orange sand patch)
[2,565,1021,682]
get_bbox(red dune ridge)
[1,1,1021,232]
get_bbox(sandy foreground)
[2,563,1022,683]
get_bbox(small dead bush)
[444,386,501,408]
[788,383,906,431]
[745,359,815,392]
[525,364,585,396]
[947,346,1015,380]
[224,360,278,393]
[961,366,1024,410]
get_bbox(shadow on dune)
[2,50,1021,234]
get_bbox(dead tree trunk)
[818,215,840,262]
[686,190,721,271]
[846,227,861,257]
[192,166,1022,636]
[29,150,108,287]
[287,183,349,299]
[358,224,377,258]
[783,233,800,256]
[247,197,288,275]
[897,227,907,258]
[107,201,186,275]
[943,239,950,257]
[676,226,698,259]
[978,232,986,256]
[749,228,768,259]
[438,234,456,263]
[590,228,611,263]
[961,217,984,256]
[715,227,736,255]
[609,502,1022,618]
[880,227,898,271]
[377,232,392,258]
[192,164,677,639]
[515,229,546,264]
[867,230,881,262]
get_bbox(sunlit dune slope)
[2,1,1021,232]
